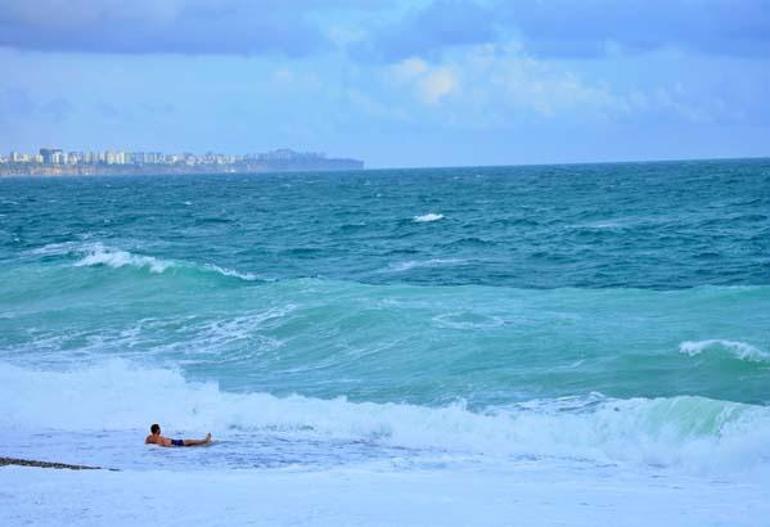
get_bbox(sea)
[1,158,770,526]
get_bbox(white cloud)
[455,44,625,119]
[418,68,457,104]
[367,41,731,129]
[390,57,429,81]
[388,57,457,105]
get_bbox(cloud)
[418,68,457,104]
[372,42,743,129]
[0,0,331,56]
[4,0,768,60]
[354,0,770,61]
[388,58,458,105]
[446,45,630,121]
[391,57,429,80]
[503,0,770,58]
[352,0,497,62]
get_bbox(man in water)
[145,423,212,447]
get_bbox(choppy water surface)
[1,158,769,474]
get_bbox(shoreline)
[0,161,364,178]
[2,461,766,526]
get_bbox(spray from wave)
[2,360,769,474]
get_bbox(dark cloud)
[355,0,770,61]
[0,0,331,56]
[2,0,768,60]
[352,0,497,62]
[505,0,770,58]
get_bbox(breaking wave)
[679,340,769,363]
[31,241,261,282]
[413,213,444,223]
[3,360,769,474]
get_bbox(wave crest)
[413,213,444,223]
[75,244,173,273]
[2,360,769,473]
[678,340,769,363]
[32,241,261,282]
[385,258,465,273]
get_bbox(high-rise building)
[68,152,84,165]
[51,151,67,165]
[40,148,64,164]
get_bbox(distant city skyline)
[1,146,349,165]
[0,146,363,175]
[2,145,766,171]
[1,1,768,168]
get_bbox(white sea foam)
[413,213,444,223]
[678,339,769,362]
[28,241,175,273]
[31,241,261,282]
[74,243,173,273]
[2,360,769,474]
[203,263,260,281]
[27,241,83,256]
[387,258,464,273]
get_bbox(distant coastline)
[0,160,365,177]
[0,147,364,177]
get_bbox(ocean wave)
[678,340,769,363]
[3,360,769,473]
[413,213,444,223]
[385,258,466,273]
[74,244,173,273]
[202,263,260,282]
[30,241,261,282]
[27,240,85,256]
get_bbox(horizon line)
[366,154,770,171]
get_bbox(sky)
[0,0,768,168]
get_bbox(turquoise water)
[1,158,769,473]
